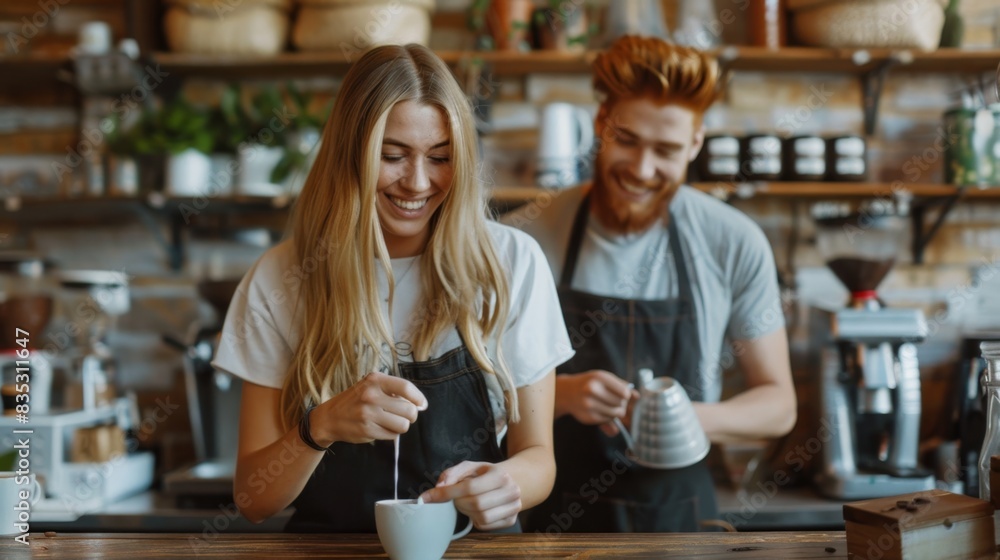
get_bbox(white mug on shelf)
[77,22,113,55]
[0,472,42,537]
[536,103,594,189]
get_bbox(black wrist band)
[299,405,328,451]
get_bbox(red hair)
[592,35,720,114]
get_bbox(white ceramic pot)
[293,0,434,53]
[208,154,236,197]
[285,128,322,196]
[107,155,139,196]
[165,149,212,196]
[237,144,285,197]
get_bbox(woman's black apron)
[526,193,718,533]
[285,340,512,533]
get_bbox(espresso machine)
[163,279,243,507]
[811,204,936,499]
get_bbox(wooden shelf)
[491,183,1000,203]
[0,52,70,86]
[148,48,1000,78]
[719,47,1000,74]
[5,48,995,84]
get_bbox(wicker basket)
[292,0,435,53]
[788,0,947,50]
[164,0,291,55]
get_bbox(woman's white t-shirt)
[212,221,574,436]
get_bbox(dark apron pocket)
[559,492,701,533]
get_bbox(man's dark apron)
[285,340,512,533]
[527,193,717,533]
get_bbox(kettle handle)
[613,417,635,453]
[612,380,639,453]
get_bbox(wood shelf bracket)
[860,50,914,136]
[134,203,186,272]
[910,188,965,264]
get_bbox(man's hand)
[555,370,638,435]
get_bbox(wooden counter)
[4,531,848,559]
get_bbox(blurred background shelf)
[136,48,1000,79]
[490,183,1000,204]
[7,183,1000,217]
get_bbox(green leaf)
[270,151,296,184]
[0,449,15,471]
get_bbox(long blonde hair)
[281,44,516,430]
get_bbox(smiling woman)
[376,101,453,258]
[210,44,574,535]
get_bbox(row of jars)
[695,134,867,183]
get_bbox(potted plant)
[468,0,535,51]
[271,83,331,195]
[154,96,215,197]
[219,85,289,197]
[104,100,215,197]
[532,1,596,52]
[104,115,144,196]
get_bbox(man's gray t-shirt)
[500,185,784,402]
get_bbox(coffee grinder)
[811,203,936,499]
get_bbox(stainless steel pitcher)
[615,369,711,470]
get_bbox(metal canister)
[943,105,1000,187]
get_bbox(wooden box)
[844,489,996,560]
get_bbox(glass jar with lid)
[826,136,867,182]
[741,134,783,181]
[783,136,826,181]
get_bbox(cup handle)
[29,478,42,505]
[452,518,473,540]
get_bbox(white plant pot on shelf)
[237,144,285,197]
[165,149,212,196]
[208,154,236,196]
[285,128,322,196]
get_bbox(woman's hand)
[311,372,428,446]
[419,461,522,531]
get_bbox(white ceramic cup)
[375,499,472,560]
[0,472,42,537]
[536,103,594,188]
[77,22,113,55]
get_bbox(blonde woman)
[213,44,573,533]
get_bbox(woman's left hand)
[419,461,522,531]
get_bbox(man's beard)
[590,161,680,235]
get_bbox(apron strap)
[560,192,592,288]
[666,214,694,306]
[560,191,692,309]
